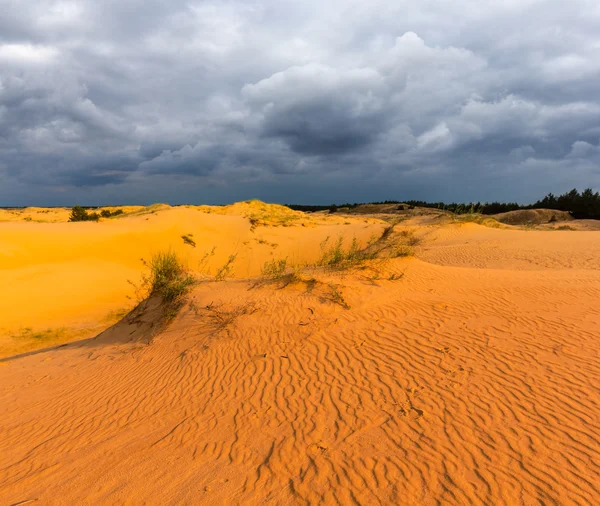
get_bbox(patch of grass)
[556,225,576,231]
[317,225,413,270]
[181,234,196,247]
[318,236,376,269]
[253,257,305,289]
[391,245,413,258]
[261,258,288,280]
[399,229,421,246]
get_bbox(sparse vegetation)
[196,247,216,279]
[261,258,289,280]
[11,327,67,341]
[326,284,350,309]
[391,245,413,258]
[194,301,258,336]
[399,229,421,246]
[215,254,237,281]
[318,236,377,269]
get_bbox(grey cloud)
[1,0,599,205]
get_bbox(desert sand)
[1,202,599,505]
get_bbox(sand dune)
[0,202,382,357]
[1,206,600,505]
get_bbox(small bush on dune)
[140,250,195,305]
[100,209,124,218]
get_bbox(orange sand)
[1,206,599,505]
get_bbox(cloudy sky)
[1,0,600,206]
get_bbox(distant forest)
[287,188,600,220]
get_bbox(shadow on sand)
[0,295,166,363]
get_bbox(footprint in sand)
[308,441,328,454]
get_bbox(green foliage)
[534,188,600,219]
[69,206,99,222]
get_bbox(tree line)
[286,188,600,219]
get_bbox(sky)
[1,0,600,206]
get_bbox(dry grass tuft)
[215,254,237,281]
[193,301,258,336]
[131,250,196,321]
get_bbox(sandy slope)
[0,203,381,357]
[1,212,600,505]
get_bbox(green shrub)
[69,206,99,222]
[100,209,124,218]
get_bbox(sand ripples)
[1,228,600,505]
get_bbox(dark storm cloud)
[243,64,388,155]
[1,0,599,205]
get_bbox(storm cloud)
[1,0,599,205]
